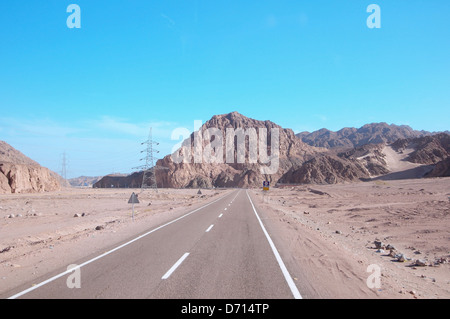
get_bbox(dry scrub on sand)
[0,188,230,297]
[252,177,450,299]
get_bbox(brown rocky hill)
[279,143,390,185]
[280,133,450,185]
[391,133,450,165]
[94,112,324,188]
[297,123,435,149]
[0,141,62,194]
[154,111,323,188]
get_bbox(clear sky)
[0,1,449,178]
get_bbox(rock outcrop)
[0,141,61,194]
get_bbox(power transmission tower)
[61,151,67,181]
[133,128,167,192]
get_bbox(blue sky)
[0,1,449,178]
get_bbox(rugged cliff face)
[0,141,61,194]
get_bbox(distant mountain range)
[68,176,103,187]
[296,123,449,149]
[93,112,450,188]
[2,113,448,193]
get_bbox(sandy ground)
[253,177,450,299]
[0,188,231,297]
[1,178,449,299]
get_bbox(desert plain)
[0,177,449,299]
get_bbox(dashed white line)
[7,190,236,299]
[161,253,190,280]
[205,224,214,232]
[219,213,223,218]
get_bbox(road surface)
[5,189,302,299]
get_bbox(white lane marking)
[205,224,214,232]
[161,253,190,280]
[218,213,223,218]
[7,190,238,299]
[246,190,303,299]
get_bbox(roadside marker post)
[128,192,140,221]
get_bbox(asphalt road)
[5,189,301,299]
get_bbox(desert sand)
[253,177,450,298]
[1,178,449,299]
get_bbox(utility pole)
[133,128,168,192]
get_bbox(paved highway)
[5,189,302,299]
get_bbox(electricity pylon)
[133,128,167,192]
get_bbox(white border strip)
[246,190,302,299]
[8,190,235,299]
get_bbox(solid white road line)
[205,224,214,232]
[246,190,303,299]
[8,190,238,299]
[161,253,190,280]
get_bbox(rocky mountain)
[279,143,390,184]
[0,141,62,194]
[280,133,450,184]
[391,133,450,165]
[152,111,323,188]
[93,113,450,188]
[296,123,437,149]
[94,112,324,188]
